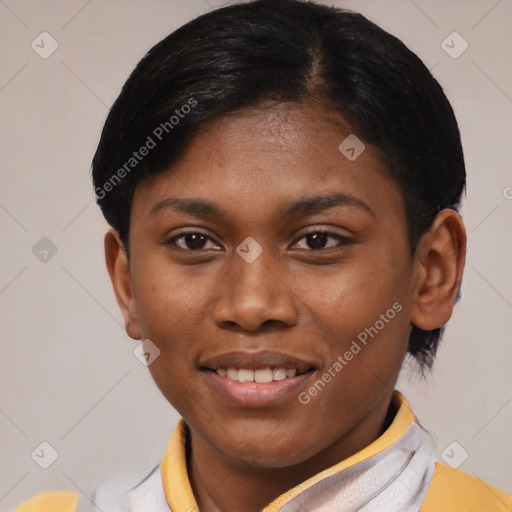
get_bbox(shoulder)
[12,491,81,512]
[420,462,512,512]
[11,465,166,512]
[12,488,130,512]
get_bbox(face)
[119,103,419,468]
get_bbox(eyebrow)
[150,192,374,219]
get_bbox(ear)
[104,229,141,340]
[410,209,466,331]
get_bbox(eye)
[166,231,221,251]
[291,230,354,251]
[165,229,353,252]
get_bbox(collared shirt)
[13,391,512,512]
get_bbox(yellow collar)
[160,390,417,512]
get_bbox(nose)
[212,246,298,333]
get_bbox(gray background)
[1,0,511,509]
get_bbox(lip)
[203,369,315,408]
[199,350,315,372]
[200,350,318,408]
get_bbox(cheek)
[294,273,408,428]
[295,253,411,374]
[303,258,405,328]
[137,271,207,406]
[132,257,204,336]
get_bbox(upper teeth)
[216,367,297,383]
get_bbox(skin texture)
[105,102,466,512]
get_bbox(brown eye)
[168,232,220,251]
[293,231,353,251]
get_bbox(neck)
[187,396,397,512]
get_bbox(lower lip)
[203,370,314,408]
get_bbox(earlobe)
[104,229,141,340]
[410,209,467,331]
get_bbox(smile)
[200,351,317,408]
[215,367,306,383]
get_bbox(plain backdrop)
[1,0,511,509]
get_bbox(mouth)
[199,351,317,408]
[205,366,312,383]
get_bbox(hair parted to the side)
[91,0,466,370]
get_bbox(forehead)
[173,102,379,182]
[131,102,404,224]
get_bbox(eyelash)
[165,229,354,252]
